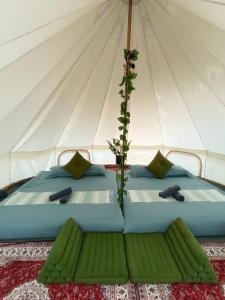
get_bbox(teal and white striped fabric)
[1,190,112,205]
[129,189,225,203]
[70,190,112,204]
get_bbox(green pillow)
[147,151,173,179]
[63,152,92,179]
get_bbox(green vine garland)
[108,48,139,205]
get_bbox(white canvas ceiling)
[0,0,225,186]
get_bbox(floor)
[1,241,225,299]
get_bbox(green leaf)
[118,117,124,123]
[130,49,139,61]
[120,102,126,111]
[131,72,137,79]
[124,49,130,58]
[119,76,126,86]
[119,89,124,96]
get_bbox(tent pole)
[127,0,133,51]
[119,0,133,205]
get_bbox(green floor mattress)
[38,218,128,284]
[38,217,217,284]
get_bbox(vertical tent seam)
[143,0,207,154]
[156,0,225,109]
[12,1,120,153]
[55,0,122,148]
[138,2,165,154]
[92,7,127,149]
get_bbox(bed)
[124,152,225,236]
[0,150,124,240]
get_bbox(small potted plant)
[107,139,122,165]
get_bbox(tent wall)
[0,155,10,188]
[0,0,225,187]
[168,0,225,31]
[205,153,225,185]
[10,150,56,183]
[1,147,224,189]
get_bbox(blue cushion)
[48,167,71,178]
[166,166,188,177]
[130,165,155,178]
[48,165,106,179]
[130,165,188,178]
[85,165,106,176]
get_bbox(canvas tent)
[0,0,225,188]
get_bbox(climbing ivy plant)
[108,48,139,205]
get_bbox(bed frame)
[1,149,91,195]
[166,150,203,177]
[2,149,224,194]
[166,150,225,190]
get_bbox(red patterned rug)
[1,241,225,299]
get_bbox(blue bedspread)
[0,170,124,240]
[124,174,225,236]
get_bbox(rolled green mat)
[203,267,218,282]
[206,272,218,283]
[70,253,80,282]
[52,270,61,278]
[38,218,82,284]
[165,234,188,280]
[38,274,48,283]
[59,276,67,283]
[54,227,78,276]
[65,276,73,283]
[44,270,66,283]
[45,263,56,271]
[42,218,84,283]
[198,271,206,278]
[40,269,52,279]
[192,277,200,282]
[174,218,209,266]
[166,229,197,277]
[39,260,56,281]
[58,223,83,278]
[53,224,83,281]
[170,223,203,272]
[48,218,75,265]
[168,219,218,284]
[202,264,213,273]
[47,277,61,284]
[55,264,63,272]
[185,276,197,282]
[45,276,57,283]
[47,273,67,284]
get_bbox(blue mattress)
[0,170,124,240]
[124,173,225,236]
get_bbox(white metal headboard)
[166,150,203,177]
[57,149,91,166]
